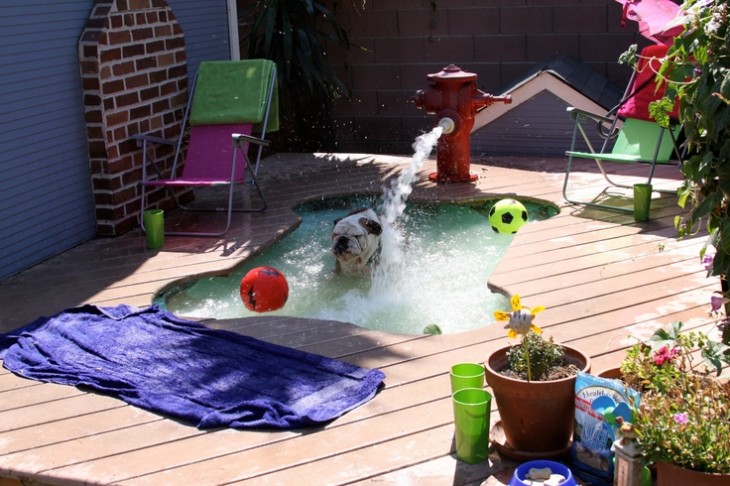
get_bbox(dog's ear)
[332,216,342,227]
[359,217,382,236]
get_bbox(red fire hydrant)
[414,64,512,183]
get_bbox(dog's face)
[331,208,383,274]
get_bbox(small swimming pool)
[158,195,557,335]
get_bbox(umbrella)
[617,0,684,45]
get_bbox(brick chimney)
[79,0,188,236]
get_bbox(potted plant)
[617,322,730,484]
[484,295,591,459]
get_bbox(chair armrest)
[565,150,642,163]
[232,133,270,147]
[566,106,615,125]
[132,133,177,147]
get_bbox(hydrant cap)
[427,64,477,83]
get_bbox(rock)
[545,474,567,485]
[523,469,567,485]
[526,467,552,480]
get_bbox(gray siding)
[169,0,232,82]
[0,1,97,282]
[0,1,233,282]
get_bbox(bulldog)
[331,208,383,275]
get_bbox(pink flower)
[653,345,669,365]
[674,412,688,425]
[653,346,679,366]
[711,293,726,312]
[703,254,714,271]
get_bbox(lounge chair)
[134,59,277,236]
[562,44,681,215]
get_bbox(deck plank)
[72,387,456,484]
[0,155,716,485]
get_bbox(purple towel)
[0,304,385,429]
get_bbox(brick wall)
[79,0,188,236]
[328,0,647,154]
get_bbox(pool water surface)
[159,195,556,334]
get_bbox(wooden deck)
[0,153,718,485]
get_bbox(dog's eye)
[359,217,382,236]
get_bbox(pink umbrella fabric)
[617,0,683,45]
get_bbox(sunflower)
[494,294,544,339]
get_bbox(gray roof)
[502,55,624,110]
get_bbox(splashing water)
[159,127,556,334]
[382,126,443,226]
[370,126,443,297]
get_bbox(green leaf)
[647,322,682,351]
[712,248,730,277]
[711,104,730,141]
[720,223,730,256]
[618,44,638,67]
[691,190,723,221]
[721,70,730,99]
[649,98,674,128]
[701,340,729,376]
[676,183,691,208]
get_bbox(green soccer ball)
[489,199,528,234]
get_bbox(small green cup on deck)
[143,209,165,249]
[633,183,652,222]
[452,387,492,464]
[450,363,485,393]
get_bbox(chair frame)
[562,65,682,214]
[134,62,276,237]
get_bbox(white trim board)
[227,0,240,60]
[472,70,608,133]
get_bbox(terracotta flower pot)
[484,344,590,458]
[656,461,730,486]
[596,367,622,380]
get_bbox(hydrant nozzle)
[438,117,455,135]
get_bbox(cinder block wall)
[328,0,645,154]
[79,0,188,235]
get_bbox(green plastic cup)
[143,209,165,249]
[452,387,492,464]
[633,183,652,222]
[450,363,485,393]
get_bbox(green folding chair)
[562,44,681,215]
[562,107,681,213]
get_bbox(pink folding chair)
[134,59,277,236]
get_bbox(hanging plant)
[238,0,364,151]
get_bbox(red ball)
[239,266,289,312]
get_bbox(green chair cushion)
[189,60,278,132]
